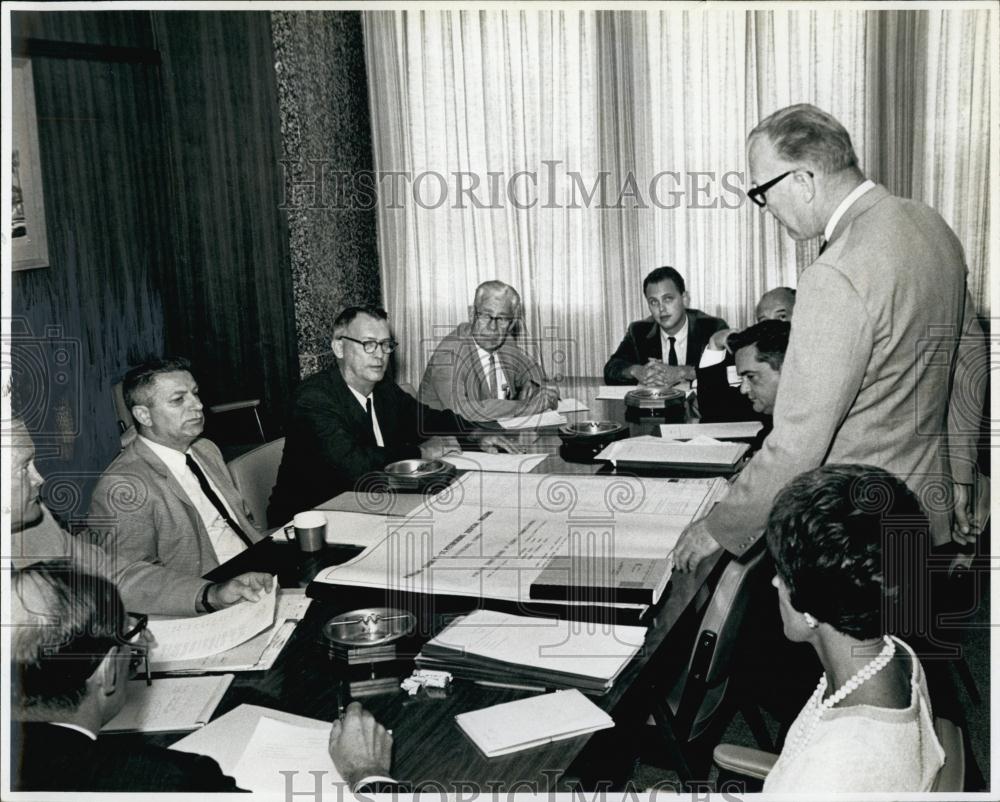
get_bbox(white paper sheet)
[231,716,346,795]
[313,472,723,605]
[102,675,233,732]
[594,385,632,400]
[556,398,589,413]
[497,409,567,429]
[148,583,277,663]
[455,689,613,757]
[442,451,548,473]
[171,704,331,777]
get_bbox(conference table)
[136,406,737,792]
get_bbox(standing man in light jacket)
[674,103,987,571]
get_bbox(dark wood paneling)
[151,12,299,432]
[10,11,169,523]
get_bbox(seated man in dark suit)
[726,319,791,448]
[88,358,272,616]
[603,266,728,386]
[268,305,516,525]
[695,287,796,422]
[10,561,402,793]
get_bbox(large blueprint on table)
[312,472,726,607]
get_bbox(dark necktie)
[366,397,378,443]
[185,453,253,547]
[487,354,498,398]
[818,238,828,255]
[667,336,679,367]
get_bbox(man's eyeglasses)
[747,169,813,208]
[124,613,151,686]
[475,312,516,330]
[338,336,398,354]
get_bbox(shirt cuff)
[353,775,397,792]
[699,347,726,368]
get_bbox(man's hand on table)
[518,382,560,411]
[329,702,394,788]
[672,517,723,573]
[629,361,692,387]
[419,436,461,460]
[207,571,273,608]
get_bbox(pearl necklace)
[784,635,896,761]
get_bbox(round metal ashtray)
[323,607,416,647]
[624,386,686,409]
[383,458,457,490]
[558,420,628,443]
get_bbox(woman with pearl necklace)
[761,464,946,792]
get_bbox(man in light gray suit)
[674,104,987,570]
[89,358,271,615]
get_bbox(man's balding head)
[755,287,796,322]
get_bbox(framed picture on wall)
[12,57,49,271]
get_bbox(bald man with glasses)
[268,304,518,525]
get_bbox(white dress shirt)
[49,722,97,741]
[824,179,876,242]
[346,386,385,446]
[476,345,509,399]
[660,318,689,365]
[139,436,247,564]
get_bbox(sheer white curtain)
[364,9,992,386]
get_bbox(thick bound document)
[416,609,647,694]
[455,689,613,757]
[530,556,672,605]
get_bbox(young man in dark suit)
[603,265,728,386]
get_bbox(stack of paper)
[102,675,234,733]
[455,689,613,757]
[147,583,277,665]
[659,421,763,440]
[151,591,311,674]
[595,435,748,469]
[416,609,646,694]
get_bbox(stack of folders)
[530,556,672,606]
[416,609,647,695]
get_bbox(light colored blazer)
[88,436,265,615]
[418,322,549,421]
[705,185,986,552]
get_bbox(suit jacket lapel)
[644,320,663,361]
[330,364,378,446]
[683,311,697,365]
[132,438,197,512]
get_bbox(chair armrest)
[209,399,261,414]
[712,744,778,780]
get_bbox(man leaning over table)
[268,304,519,526]
[603,265,729,387]
[419,279,559,421]
[10,560,401,793]
[673,103,987,572]
[88,357,272,616]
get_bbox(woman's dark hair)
[765,464,928,639]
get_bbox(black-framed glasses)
[124,612,151,686]
[747,169,813,208]
[338,336,398,354]
[474,312,516,329]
